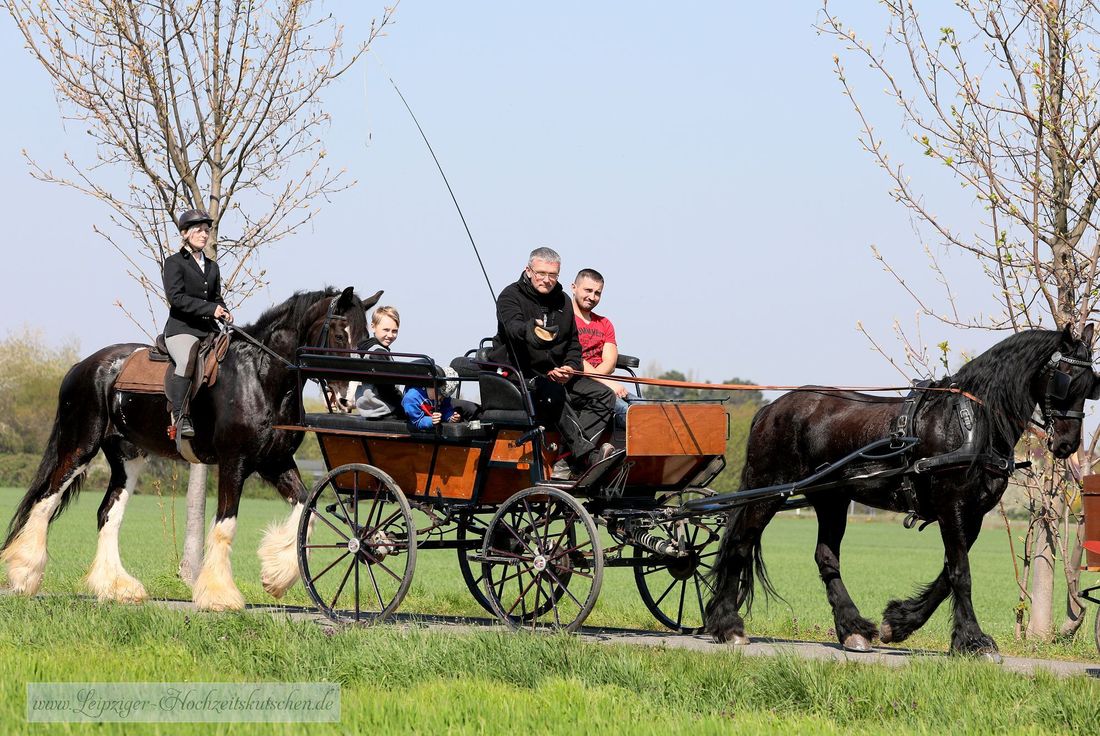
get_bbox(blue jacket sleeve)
[402,390,434,430]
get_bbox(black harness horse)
[704,325,1098,656]
[1,286,379,610]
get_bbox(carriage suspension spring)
[608,519,686,558]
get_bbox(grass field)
[1,486,1099,733]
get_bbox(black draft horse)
[1,286,380,611]
[705,325,1098,656]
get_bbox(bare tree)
[820,0,1100,641]
[6,0,394,584]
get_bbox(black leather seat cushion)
[300,413,491,439]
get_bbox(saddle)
[114,332,231,397]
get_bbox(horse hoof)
[843,634,872,653]
[728,634,751,646]
[879,622,894,644]
[980,650,1002,664]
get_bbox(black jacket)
[161,247,226,337]
[490,272,582,376]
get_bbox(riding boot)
[165,374,195,439]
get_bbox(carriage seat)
[300,412,491,439]
[477,372,531,426]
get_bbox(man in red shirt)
[572,268,632,426]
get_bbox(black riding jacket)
[490,272,582,376]
[162,247,225,338]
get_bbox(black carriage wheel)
[455,513,496,616]
[481,486,603,633]
[1095,606,1100,656]
[633,488,721,634]
[297,463,417,625]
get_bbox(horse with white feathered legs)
[1,286,379,610]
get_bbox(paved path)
[152,599,1099,679]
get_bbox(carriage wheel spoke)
[506,565,539,617]
[540,564,584,608]
[675,575,687,627]
[693,573,706,624]
[653,576,680,607]
[352,473,361,621]
[493,566,531,587]
[310,550,350,584]
[545,538,593,566]
[521,499,545,548]
[354,552,361,622]
[360,553,385,611]
[363,489,385,535]
[329,555,356,610]
[530,571,543,631]
[486,548,531,561]
[358,550,405,583]
[532,573,561,627]
[361,508,405,541]
[498,517,538,558]
[303,543,348,549]
[328,478,356,538]
[311,509,351,543]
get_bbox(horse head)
[299,287,383,410]
[1039,322,1096,458]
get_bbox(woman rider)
[161,208,232,438]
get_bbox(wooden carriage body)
[292,402,727,506]
[281,346,730,633]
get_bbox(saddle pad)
[114,348,170,394]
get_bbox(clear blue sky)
[0,2,1001,389]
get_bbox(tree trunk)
[1059,521,1087,638]
[177,463,207,586]
[1026,488,1065,639]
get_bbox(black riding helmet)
[177,208,213,232]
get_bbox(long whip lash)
[371,51,497,306]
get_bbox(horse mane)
[938,328,1063,450]
[240,287,347,341]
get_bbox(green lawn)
[1,486,1099,734]
[1,596,1098,735]
[2,486,1092,659]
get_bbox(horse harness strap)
[892,380,1017,531]
[224,324,296,369]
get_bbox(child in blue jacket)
[402,366,463,429]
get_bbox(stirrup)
[176,415,195,439]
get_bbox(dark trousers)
[530,375,615,461]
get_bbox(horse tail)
[704,401,783,641]
[2,351,113,553]
[2,408,84,552]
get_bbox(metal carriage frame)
[279,346,941,633]
[278,345,737,632]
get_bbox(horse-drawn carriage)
[280,323,1100,658]
[5,283,1098,658]
[278,345,731,632]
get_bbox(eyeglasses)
[528,269,559,282]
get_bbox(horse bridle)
[315,295,356,410]
[1041,350,1095,423]
[316,296,342,349]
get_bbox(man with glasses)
[161,208,232,439]
[490,247,615,479]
